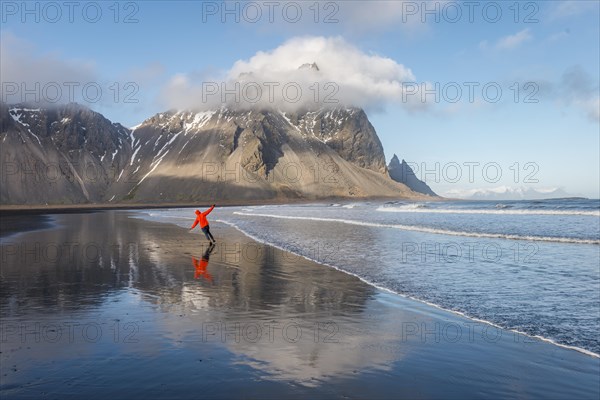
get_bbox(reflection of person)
[190,205,216,243]
[193,243,215,282]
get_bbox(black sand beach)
[1,211,598,399]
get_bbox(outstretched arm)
[190,218,199,229]
[203,204,216,216]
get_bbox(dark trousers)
[201,225,215,242]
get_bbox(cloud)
[333,1,443,34]
[217,1,441,36]
[0,32,166,119]
[547,1,600,21]
[496,29,532,49]
[479,29,533,52]
[160,36,422,112]
[547,29,570,42]
[125,62,166,85]
[559,66,600,123]
[535,66,600,123]
[0,31,98,105]
[577,96,600,122]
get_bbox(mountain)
[1,102,427,205]
[299,62,320,71]
[444,186,573,200]
[1,102,132,204]
[387,154,436,196]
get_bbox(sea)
[140,198,600,357]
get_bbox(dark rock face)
[1,103,131,204]
[1,102,421,205]
[388,154,437,197]
[287,108,388,174]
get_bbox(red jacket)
[191,205,215,229]
[192,256,213,282]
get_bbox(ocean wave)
[376,206,600,217]
[383,203,428,210]
[232,212,600,244]
[216,218,600,359]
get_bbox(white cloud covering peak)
[162,36,418,112]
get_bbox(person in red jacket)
[190,204,216,243]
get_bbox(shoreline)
[0,195,444,215]
[1,210,598,398]
[215,218,600,359]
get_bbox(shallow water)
[1,210,599,399]
[143,199,600,355]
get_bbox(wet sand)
[1,211,598,399]
[0,215,54,239]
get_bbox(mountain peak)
[299,62,320,71]
[388,155,437,197]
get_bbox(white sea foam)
[376,205,600,217]
[233,212,599,245]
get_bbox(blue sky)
[1,1,599,197]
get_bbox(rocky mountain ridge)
[388,154,437,196]
[1,102,435,205]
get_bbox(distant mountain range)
[444,186,573,200]
[0,101,436,205]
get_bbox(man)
[190,204,216,243]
